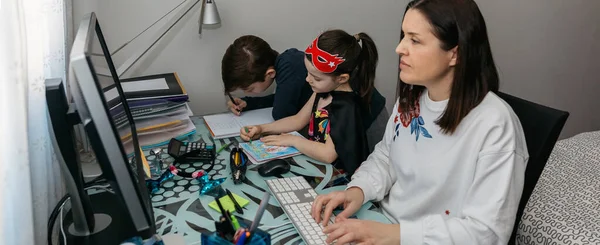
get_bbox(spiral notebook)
[238,132,304,164]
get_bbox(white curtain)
[1,0,70,244]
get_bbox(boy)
[221,35,311,120]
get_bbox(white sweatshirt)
[348,91,528,245]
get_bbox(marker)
[230,213,241,230]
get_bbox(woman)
[311,0,528,244]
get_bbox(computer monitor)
[69,11,155,238]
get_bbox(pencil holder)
[200,227,271,245]
[229,148,248,185]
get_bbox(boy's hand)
[227,97,247,116]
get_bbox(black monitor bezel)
[69,12,155,235]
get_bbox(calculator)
[167,138,215,162]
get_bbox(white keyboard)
[266,177,335,245]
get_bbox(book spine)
[126,95,189,104]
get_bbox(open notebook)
[203,107,274,139]
[239,132,303,164]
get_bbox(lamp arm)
[110,0,189,57]
[116,0,204,78]
[198,0,206,35]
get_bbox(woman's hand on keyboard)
[311,187,364,226]
[323,219,401,245]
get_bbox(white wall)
[73,0,600,138]
[478,0,600,138]
[73,0,407,116]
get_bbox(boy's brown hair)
[221,35,279,93]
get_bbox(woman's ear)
[449,46,458,67]
[336,74,350,84]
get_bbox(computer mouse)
[258,159,291,177]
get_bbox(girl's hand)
[260,133,302,147]
[240,125,262,141]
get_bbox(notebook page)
[204,108,274,139]
[234,107,274,127]
[203,113,241,138]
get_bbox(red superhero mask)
[305,37,345,73]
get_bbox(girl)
[312,0,528,244]
[240,29,378,177]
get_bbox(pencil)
[244,127,253,145]
[228,94,241,113]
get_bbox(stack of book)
[106,72,196,153]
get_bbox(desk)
[146,116,389,244]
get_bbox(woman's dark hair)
[306,29,379,105]
[397,0,499,134]
[221,35,279,93]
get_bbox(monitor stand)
[62,191,186,245]
[61,191,140,245]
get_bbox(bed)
[517,131,600,244]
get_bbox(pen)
[226,188,244,214]
[215,197,234,230]
[214,221,224,238]
[216,142,233,155]
[228,94,241,113]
